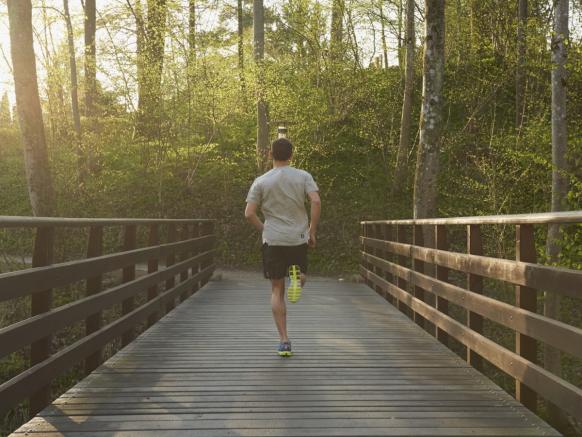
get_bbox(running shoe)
[277,341,293,357]
[288,265,302,303]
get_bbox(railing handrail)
[361,210,582,225]
[0,216,216,422]
[0,216,216,228]
[360,216,582,423]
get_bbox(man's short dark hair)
[271,138,293,161]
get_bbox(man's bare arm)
[307,191,321,248]
[244,202,264,232]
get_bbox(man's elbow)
[244,211,255,221]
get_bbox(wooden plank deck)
[13,271,559,436]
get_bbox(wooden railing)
[360,211,582,421]
[0,216,216,416]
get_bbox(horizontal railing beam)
[360,266,582,421]
[0,216,215,228]
[361,251,582,359]
[0,251,214,358]
[361,210,582,226]
[0,264,215,417]
[0,235,215,302]
[361,237,582,299]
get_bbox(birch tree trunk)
[393,0,415,196]
[413,0,445,236]
[515,0,527,129]
[7,0,56,216]
[545,0,569,427]
[84,0,97,116]
[254,0,269,171]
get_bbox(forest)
[0,0,581,435]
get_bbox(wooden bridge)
[1,213,581,436]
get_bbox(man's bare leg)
[300,273,306,287]
[271,278,288,342]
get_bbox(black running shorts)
[262,243,308,280]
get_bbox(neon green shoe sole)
[278,351,293,357]
[288,265,302,303]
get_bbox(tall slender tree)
[7,0,56,216]
[254,0,269,171]
[189,0,196,63]
[330,0,345,60]
[393,0,416,196]
[63,0,82,138]
[545,0,569,427]
[137,0,168,139]
[237,0,246,93]
[413,0,445,230]
[515,0,527,129]
[84,0,97,116]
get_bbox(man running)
[245,138,321,357]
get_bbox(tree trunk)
[393,0,415,196]
[84,0,97,116]
[137,0,167,140]
[545,0,568,428]
[330,0,344,60]
[515,0,527,129]
[379,4,389,69]
[63,0,86,183]
[63,0,82,133]
[413,0,445,235]
[189,0,196,62]
[7,0,56,216]
[254,0,269,171]
[398,0,404,71]
[237,0,246,93]
[135,0,145,122]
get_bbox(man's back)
[246,166,318,246]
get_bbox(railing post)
[85,225,103,374]
[147,224,160,327]
[412,224,425,328]
[395,224,409,317]
[180,224,191,302]
[467,224,484,371]
[516,224,537,412]
[30,225,54,415]
[192,222,201,294]
[435,225,449,345]
[372,224,385,299]
[165,223,177,313]
[382,224,395,306]
[121,224,137,347]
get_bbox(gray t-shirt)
[246,166,319,246]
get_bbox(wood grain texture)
[13,272,558,436]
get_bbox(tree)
[393,0,416,196]
[413,0,445,228]
[0,92,11,127]
[63,0,82,137]
[515,0,527,129]
[330,0,345,60]
[237,0,246,93]
[84,0,97,116]
[7,0,56,216]
[189,0,196,63]
[137,0,168,139]
[545,0,569,427]
[254,0,269,171]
